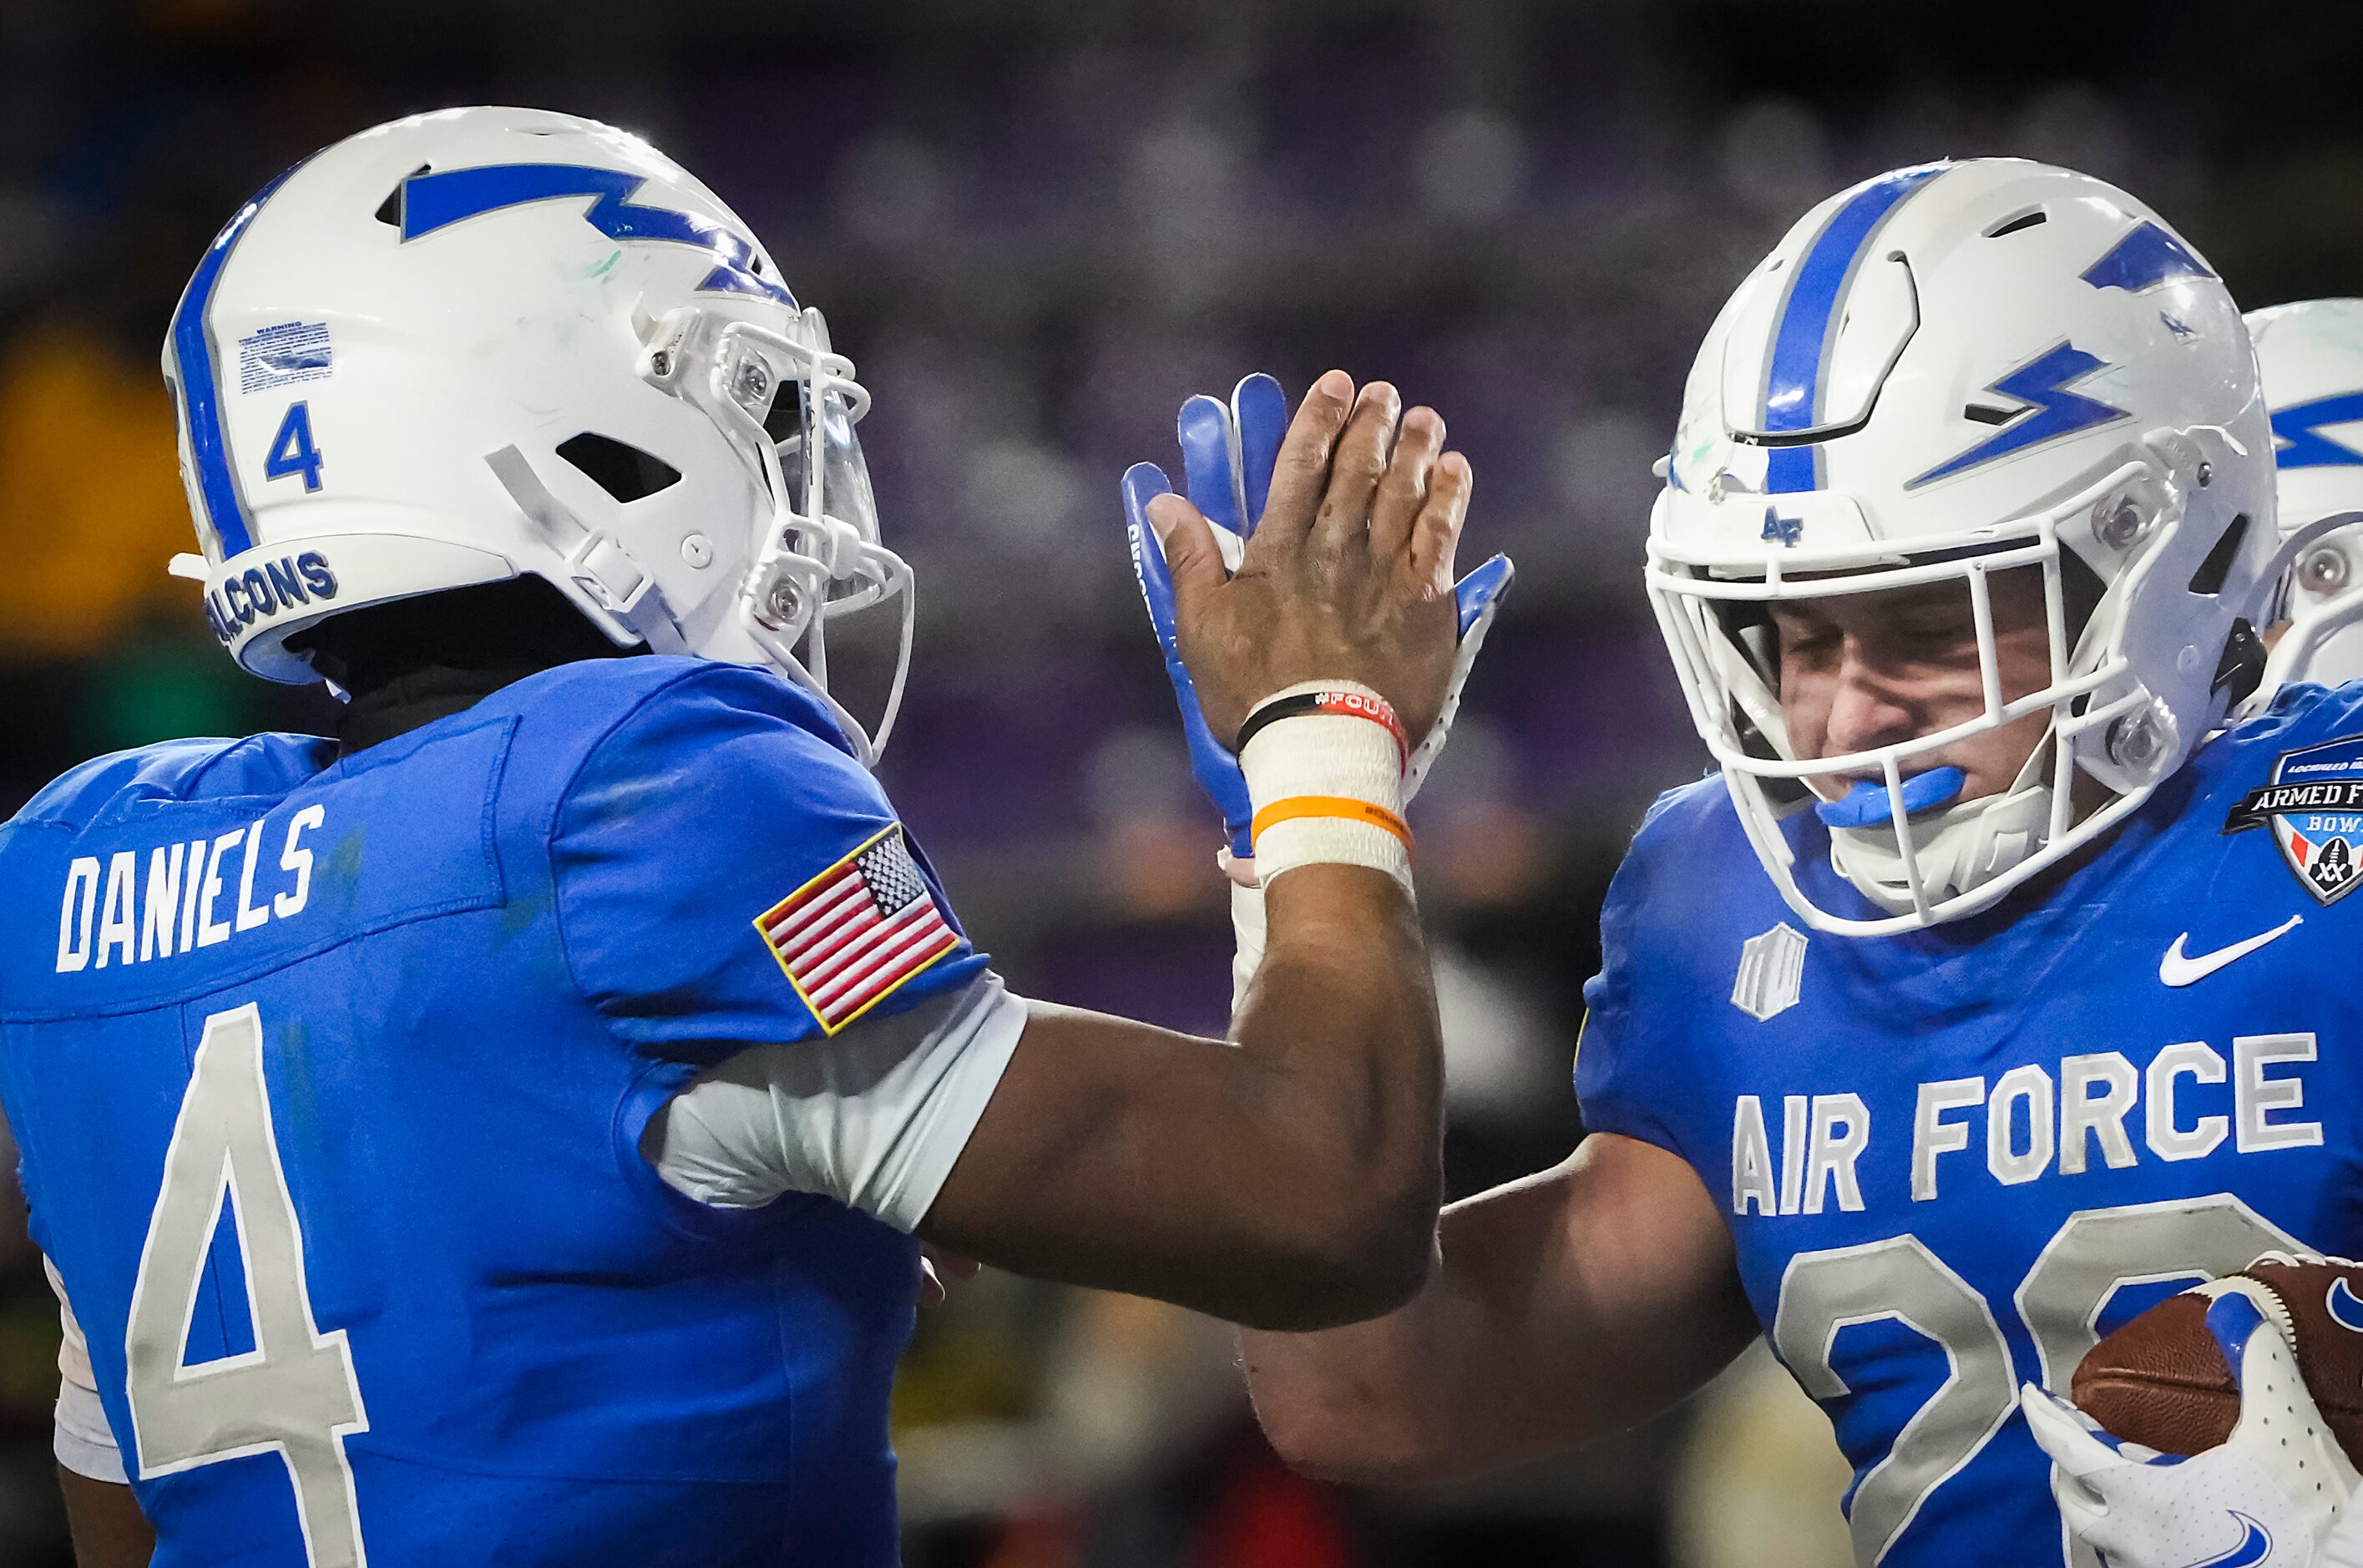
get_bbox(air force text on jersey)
[54,807,326,972]
[1727,1034,2322,1218]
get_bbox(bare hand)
[1143,370,1474,746]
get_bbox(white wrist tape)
[1237,680,1412,893]
[1228,878,1268,1014]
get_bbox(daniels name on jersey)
[1577,681,2363,1568]
[0,658,984,1566]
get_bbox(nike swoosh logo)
[2159,915,2304,987]
[2331,1277,2363,1333]
[2181,1512,2272,1568]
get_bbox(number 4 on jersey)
[125,1004,370,1568]
[265,402,326,492]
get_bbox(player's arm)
[918,373,1468,1332]
[920,865,1435,1330]
[1236,1130,1758,1481]
[40,1258,153,1568]
[58,1470,152,1568]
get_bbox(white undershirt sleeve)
[44,1255,126,1485]
[643,970,1027,1232]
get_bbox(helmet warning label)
[237,321,332,393]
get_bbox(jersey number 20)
[124,1003,371,1567]
[1773,1196,2297,1568]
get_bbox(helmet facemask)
[1648,438,2262,934]
[645,304,914,762]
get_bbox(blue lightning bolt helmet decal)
[2081,220,2215,295]
[398,164,795,306]
[1909,342,2131,488]
[2270,389,2363,469]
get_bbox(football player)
[0,107,1490,1567]
[1141,159,2363,1566]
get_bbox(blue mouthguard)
[1814,766,1966,829]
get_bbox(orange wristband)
[1250,795,1414,856]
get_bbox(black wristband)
[1232,686,1409,765]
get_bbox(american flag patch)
[756,825,962,1032]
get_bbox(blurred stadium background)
[3,0,2360,1562]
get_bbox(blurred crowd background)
[3,0,2361,1563]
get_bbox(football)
[2072,1257,2363,1461]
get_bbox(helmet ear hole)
[555,432,682,503]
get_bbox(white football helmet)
[1649,159,2285,935]
[160,106,912,760]
[2249,298,2363,692]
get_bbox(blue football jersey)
[1578,680,2363,1568]
[0,656,989,1567]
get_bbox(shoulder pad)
[7,735,331,832]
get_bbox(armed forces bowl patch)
[756,824,961,1032]
[2224,733,2363,903]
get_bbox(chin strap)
[1829,746,2057,917]
[485,445,689,655]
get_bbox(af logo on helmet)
[2224,734,2363,903]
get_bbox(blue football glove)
[1122,372,1514,862]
